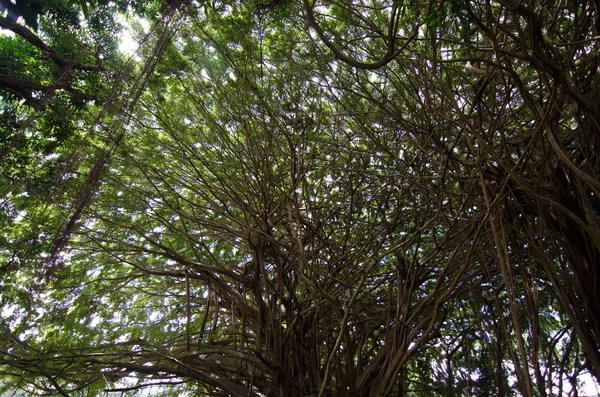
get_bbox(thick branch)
[0,74,96,101]
[0,15,101,71]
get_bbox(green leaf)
[425,10,440,28]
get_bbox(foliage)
[1,0,600,396]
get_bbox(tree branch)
[303,0,419,70]
[0,74,96,101]
[0,15,101,71]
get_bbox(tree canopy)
[1,0,600,396]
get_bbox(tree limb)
[303,0,420,70]
[0,15,101,71]
[0,74,96,101]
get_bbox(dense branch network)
[1,1,599,396]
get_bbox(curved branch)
[303,0,420,70]
[0,74,96,101]
[0,15,101,71]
